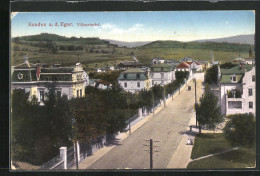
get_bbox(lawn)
[187,133,256,169]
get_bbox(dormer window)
[123,74,127,79]
[231,75,236,82]
[136,74,140,79]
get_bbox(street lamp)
[72,118,79,169]
[127,99,131,135]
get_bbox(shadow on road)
[106,138,122,146]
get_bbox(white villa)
[175,62,193,75]
[117,68,151,93]
[11,59,89,103]
[219,64,255,116]
[190,61,203,71]
[152,57,165,65]
[150,63,175,86]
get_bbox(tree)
[224,113,256,148]
[195,84,223,133]
[205,65,218,84]
[70,94,107,143]
[11,84,73,165]
[220,62,237,69]
[11,89,36,163]
[175,71,189,79]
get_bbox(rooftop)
[118,68,148,80]
[176,62,190,69]
[123,68,146,73]
[220,65,253,75]
[219,64,254,84]
[150,63,174,72]
[118,62,142,67]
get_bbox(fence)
[39,76,194,170]
[39,147,66,170]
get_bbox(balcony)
[227,89,242,99]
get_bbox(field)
[187,133,255,169]
[11,33,253,71]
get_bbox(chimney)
[36,64,41,81]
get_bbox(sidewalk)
[71,86,180,169]
[71,78,194,169]
[166,80,223,168]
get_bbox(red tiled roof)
[176,62,190,69]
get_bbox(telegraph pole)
[172,87,173,101]
[128,100,131,135]
[194,78,198,127]
[163,86,166,107]
[143,139,160,169]
[152,91,155,117]
[150,139,153,169]
[75,141,79,169]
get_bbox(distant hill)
[194,34,254,45]
[13,33,111,45]
[14,33,69,41]
[104,39,151,48]
[139,40,251,53]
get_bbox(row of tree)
[11,76,187,165]
[11,84,129,165]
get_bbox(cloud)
[225,21,230,24]
[101,23,116,30]
[100,23,144,35]
[128,23,144,32]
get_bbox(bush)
[224,113,256,148]
[205,65,218,84]
[175,71,190,79]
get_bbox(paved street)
[87,76,204,169]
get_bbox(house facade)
[190,61,203,71]
[118,62,142,70]
[11,60,89,103]
[150,63,175,86]
[219,64,255,116]
[117,68,151,93]
[89,79,112,90]
[152,57,165,65]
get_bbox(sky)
[11,11,255,42]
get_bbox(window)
[150,73,153,78]
[57,90,61,98]
[152,80,154,85]
[249,102,253,109]
[248,89,253,96]
[40,91,44,101]
[77,90,79,98]
[124,82,127,88]
[232,76,236,82]
[137,82,140,87]
[252,75,256,82]
[80,89,82,97]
